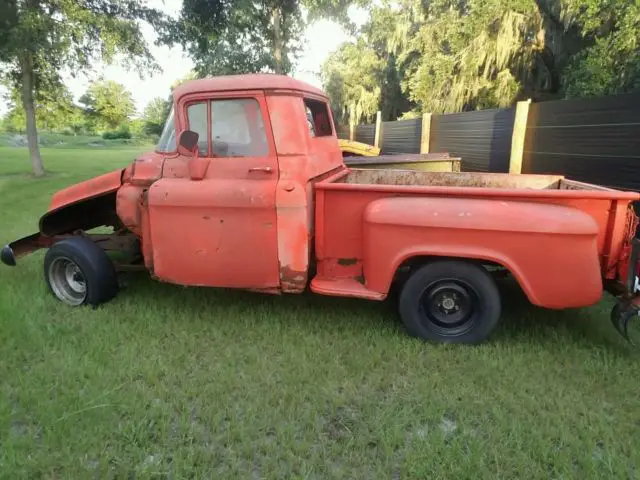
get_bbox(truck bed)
[338,169,614,191]
[312,168,638,303]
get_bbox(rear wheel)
[399,260,501,344]
[44,237,118,307]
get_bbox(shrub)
[102,124,132,140]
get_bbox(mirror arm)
[189,157,210,181]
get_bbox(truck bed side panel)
[316,189,613,269]
[315,173,637,305]
[362,197,602,308]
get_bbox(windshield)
[156,106,176,153]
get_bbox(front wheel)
[44,237,118,307]
[399,260,501,344]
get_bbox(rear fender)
[363,197,603,309]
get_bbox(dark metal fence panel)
[523,92,640,190]
[430,108,516,172]
[380,119,422,154]
[336,125,350,139]
[355,124,375,145]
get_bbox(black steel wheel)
[399,260,501,344]
[44,236,118,307]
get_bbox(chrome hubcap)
[48,257,87,306]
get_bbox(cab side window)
[187,102,209,155]
[304,98,333,137]
[211,99,268,157]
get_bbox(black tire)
[44,236,118,307]
[399,260,501,344]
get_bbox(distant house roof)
[173,74,327,99]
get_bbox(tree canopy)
[142,97,172,136]
[165,0,303,76]
[0,0,167,175]
[166,0,367,76]
[322,0,640,122]
[1,82,82,132]
[79,80,136,131]
[3,79,140,136]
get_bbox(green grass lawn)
[0,146,639,479]
[0,132,154,150]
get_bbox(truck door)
[147,92,281,289]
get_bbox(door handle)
[248,166,274,174]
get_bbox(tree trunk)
[21,55,45,177]
[273,7,283,74]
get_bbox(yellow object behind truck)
[339,139,461,172]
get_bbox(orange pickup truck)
[3,74,640,345]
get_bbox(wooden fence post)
[374,111,382,148]
[509,99,531,174]
[420,113,432,154]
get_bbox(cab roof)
[173,74,327,100]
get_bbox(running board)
[310,277,386,300]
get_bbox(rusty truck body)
[3,74,640,345]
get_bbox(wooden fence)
[523,93,640,190]
[339,92,640,190]
[430,108,515,172]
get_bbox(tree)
[321,4,416,125]
[322,0,640,117]
[0,0,166,176]
[381,0,551,114]
[1,81,82,132]
[321,41,384,125]
[167,0,303,76]
[79,80,136,131]
[561,0,640,97]
[142,97,171,135]
[166,1,366,77]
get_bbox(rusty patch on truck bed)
[341,170,564,190]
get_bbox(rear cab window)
[305,98,333,138]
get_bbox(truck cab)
[3,74,640,345]
[116,76,344,293]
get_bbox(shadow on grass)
[493,278,633,354]
[115,272,634,355]
[117,272,400,334]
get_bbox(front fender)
[48,169,123,211]
[362,196,602,309]
[2,169,125,265]
[39,169,123,236]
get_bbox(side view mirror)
[177,130,199,157]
